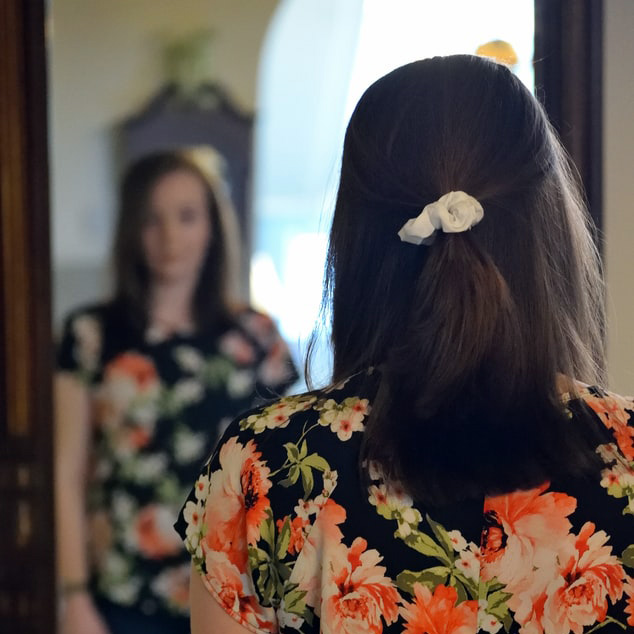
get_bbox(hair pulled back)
[316,55,606,504]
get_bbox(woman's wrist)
[59,579,89,598]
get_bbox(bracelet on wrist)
[60,579,89,597]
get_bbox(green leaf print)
[303,453,331,471]
[426,514,457,561]
[450,575,470,603]
[300,465,314,498]
[279,464,301,488]
[155,475,182,504]
[485,589,513,621]
[401,529,452,564]
[282,584,307,615]
[622,544,634,568]
[201,356,234,388]
[250,545,277,607]
[396,566,450,594]
[276,517,292,560]
[280,441,331,497]
[248,545,269,572]
[260,511,275,551]
[451,570,479,600]
[284,442,300,463]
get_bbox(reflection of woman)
[55,151,298,634]
[177,56,634,633]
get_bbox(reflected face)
[141,169,212,286]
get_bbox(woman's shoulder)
[60,300,131,336]
[57,302,114,377]
[567,382,634,421]
[218,372,376,458]
[229,305,280,344]
[567,383,634,462]
[62,300,110,324]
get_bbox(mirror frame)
[0,0,55,630]
[0,1,604,630]
[534,0,604,232]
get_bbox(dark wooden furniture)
[118,83,254,295]
[0,1,56,632]
[534,0,604,232]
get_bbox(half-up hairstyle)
[111,150,241,336]
[314,55,607,505]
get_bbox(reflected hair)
[308,55,607,504]
[111,150,241,334]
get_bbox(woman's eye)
[179,206,199,223]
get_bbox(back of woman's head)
[322,55,606,502]
[112,150,240,333]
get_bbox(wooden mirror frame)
[0,1,55,630]
[0,1,604,630]
[534,0,604,232]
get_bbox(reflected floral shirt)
[175,371,634,633]
[57,303,298,617]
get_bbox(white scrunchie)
[397,191,484,246]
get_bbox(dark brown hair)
[111,150,240,334]
[313,55,607,504]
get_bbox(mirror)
[48,0,536,386]
[36,0,634,631]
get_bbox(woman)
[176,56,634,633]
[55,151,298,634]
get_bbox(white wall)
[48,0,278,323]
[604,0,634,393]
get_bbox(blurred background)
[49,0,540,388]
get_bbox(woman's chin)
[150,265,200,287]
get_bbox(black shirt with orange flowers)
[57,302,298,617]
[175,369,634,633]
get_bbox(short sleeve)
[56,309,103,384]
[240,311,300,397]
[175,426,278,633]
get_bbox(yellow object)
[476,40,518,66]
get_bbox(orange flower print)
[124,427,152,449]
[151,563,190,613]
[542,522,624,633]
[219,331,256,365]
[105,352,159,389]
[294,498,347,610]
[203,551,275,632]
[624,579,634,626]
[584,391,634,461]
[321,537,400,634]
[509,522,625,633]
[203,438,271,572]
[276,515,309,555]
[400,584,477,634]
[96,352,161,431]
[481,484,576,590]
[134,505,183,559]
[241,453,272,544]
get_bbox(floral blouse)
[57,303,298,617]
[176,371,634,634]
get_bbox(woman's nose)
[159,221,181,251]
